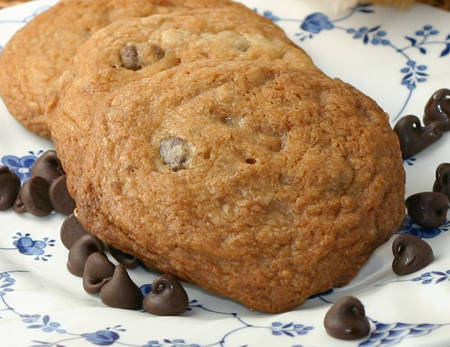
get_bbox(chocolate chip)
[424,89,450,131]
[20,176,53,216]
[160,137,189,171]
[100,264,143,309]
[433,163,450,200]
[108,245,139,269]
[148,43,165,61]
[120,44,142,71]
[49,174,75,215]
[83,252,115,294]
[392,234,433,275]
[60,213,89,249]
[13,194,25,214]
[0,166,20,210]
[67,234,103,277]
[393,115,442,159]
[31,150,64,184]
[324,296,370,340]
[143,274,189,316]
[405,192,449,228]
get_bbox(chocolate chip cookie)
[47,7,314,188]
[60,60,405,312]
[0,0,281,137]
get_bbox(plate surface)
[0,1,449,346]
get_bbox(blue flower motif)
[82,330,120,346]
[347,26,390,45]
[0,272,16,296]
[161,339,199,347]
[360,321,442,346]
[415,24,439,37]
[397,215,449,238]
[1,150,43,183]
[402,157,416,166]
[26,315,66,334]
[400,60,428,90]
[12,233,55,261]
[301,13,333,34]
[143,341,163,347]
[271,322,313,337]
[262,10,280,22]
[411,270,450,285]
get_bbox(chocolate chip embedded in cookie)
[160,137,190,171]
[0,0,282,138]
[48,7,314,198]
[65,60,404,313]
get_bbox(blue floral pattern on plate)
[0,1,449,346]
[1,150,42,183]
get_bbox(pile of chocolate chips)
[62,213,189,315]
[0,150,75,215]
[394,88,449,159]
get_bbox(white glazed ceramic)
[0,1,449,346]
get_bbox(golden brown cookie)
[47,7,314,187]
[0,0,280,137]
[58,60,405,312]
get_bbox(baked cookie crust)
[63,60,405,312]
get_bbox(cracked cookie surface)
[48,7,314,185]
[60,60,405,312]
[0,0,276,137]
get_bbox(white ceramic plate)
[0,1,449,346]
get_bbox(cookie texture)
[0,0,279,137]
[59,60,405,312]
[48,7,314,186]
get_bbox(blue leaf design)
[358,9,374,13]
[417,324,437,329]
[282,322,293,328]
[42,315,50,325]
[432,271,446,276]
[394,323,414,329]
[435,277,448,284]
[282,330,294,337]
[376,323,395,331]
[402,72,413,81]
[419,47,427,54]
[405,36,417,45]
[422,279,432,284]
[408,328,430,336]
[363,35,369,44]
[369,25,381,32]
[359,341,379,347]
[28,325,43,329]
